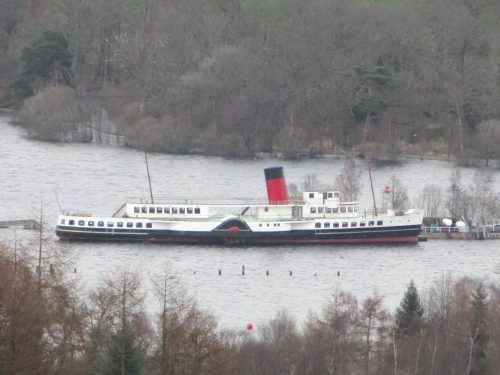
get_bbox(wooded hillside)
[2,0,500,159]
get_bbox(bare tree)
[414,185,443,218]
[358,293,389,375]
[336,158,363,201]
[385,175,409,212]
[303,173,320,191]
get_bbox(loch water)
[1,116,500,330]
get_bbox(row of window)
[315,220,383,229]
[133,206,201,215]
[61,219,152,229]
[308,192,340,199]
[310,205,358,214]
[258,223,281,227]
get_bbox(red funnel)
[264,167,288,204]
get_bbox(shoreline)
[1,110,497,167]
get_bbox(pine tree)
[9,30,73,103]
[395,280,424,337]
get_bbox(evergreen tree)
[352,57,395,122]
[103,329,147,375]
[9,30,73,102]
[395,280,424,337]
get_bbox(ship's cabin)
[302,190,359,218]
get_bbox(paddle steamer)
[55,167,423,245]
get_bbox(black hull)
[55,225,421,246]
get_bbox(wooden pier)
[0,220,40,230]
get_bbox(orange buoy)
[383,185,391,194]
[228,226,240,233]
[247,322,253,330]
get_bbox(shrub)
[18,86,87,141]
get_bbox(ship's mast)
[145,152,154,204]
[367,160,378,216]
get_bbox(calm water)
[1,116,500,330]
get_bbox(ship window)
[149,207,155,214]
[146,223,152,228]
[368,221,375,226]
[165,207,170,214]
[310,207,317,213]
[98,221,104,227]
[107,222,114,227]
[328,192,333,198]
[259,223,262,227]
[136,222,143,228]
[315,223,321,228]
[348,206,353,213]
[318,207,324,213]
[134,207,140,213]
[179,207,185,214]
[278,223,280,227]
[360,221,366,227]
[60,219,65,224]
[142,206,147,213]
[333,222,339,228]
[127,222,133,228]
[342,222,348,227]
[326,207,332,214]
[334,192,340,198]
[172,207,178,214]
[340,206,346,213]
[69,220,75,225]
[324,222,330,228]
[157,207,163,213]
[265,207,269,212]
[351,222,357,227]
[194,207,200,214]
[333,207,338,213]
[78,220,84,226]
[309,193,314,198]
[187,207,193,214]
[117,222,123,227]
[88,221,94,226]
[354,206,358,212]
[377,220,383,226]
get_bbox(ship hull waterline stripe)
[56,226,421,245]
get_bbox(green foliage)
[103,329,147,375]
[21,30,73,83]
[395,280,424,337]
[352,59,395,122]
[9,30,73,102]
[8,72,34,101]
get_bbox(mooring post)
[218,269,221,275]
[242,265,245,275]
[266,270,269,276]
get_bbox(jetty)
[0,220,40,230]
[421,223,500,240]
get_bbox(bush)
[18,86,88,141]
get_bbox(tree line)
[2,241,500,375]
[1,0,500,159]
